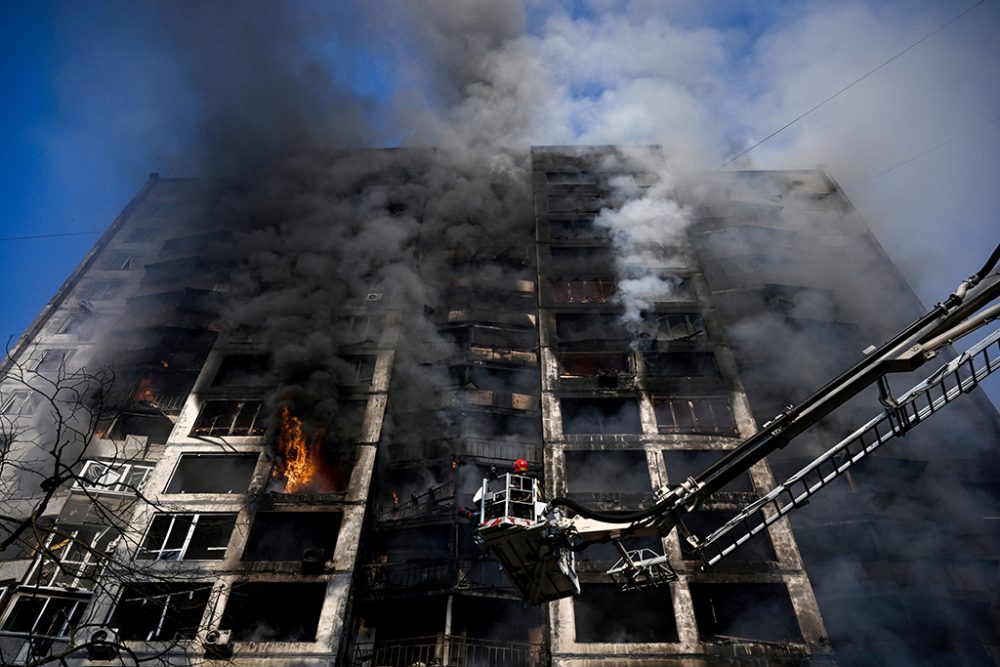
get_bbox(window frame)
[191,399,265,437]
[137,513,236,561]
[652,396,738,436]
[24,526,118,591]
[74,460,154,495]
[0,593,89,639]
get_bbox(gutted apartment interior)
[0,148,997,667]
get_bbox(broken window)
[550,246,616,270]
[222,582,326,642]
[103,252,134,270]
[191,399,265,437]
[555,313,630,342]
[25,526,118,589]
[548,194,605,213]
[558,352,631,377]
[645,351,719,377]
[689,582,802,642]
[165,453,258,493]
[212,354,275,387]
[561,397,643,435]
[241,512,341,561]
[1,593,88,638]
[336,355,377,388]
[57,312,97,340]
[113,582,212,641]
[138,513,236,560]
[574,583,678,642]
[663,450,753,492]
[34,349,71,373]
[552,277,617,303]
[647,312,706,342]
[81,279,123,300]
[545,171,596,184]
[1,389,39,416]
[106,409,175,444]
[549,219,611,241]
[653,397,738,436]
[75,460,154,494]
[564,450,650,495]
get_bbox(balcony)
[352,634,545,667]
[363,558,514,599]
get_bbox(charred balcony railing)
[363,558,514,597]
[386,439,541,468]
[352,634,545,667]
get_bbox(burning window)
[113,582,213,641]
[221,582,326,642]
[25,526,118,589]
[138,513,236,560]
[106,410,175,444]
[689,582,802,642]
[645,351,719,378]
[1,593,89,638]
[270,407,358,493]
[564,450,650,495]
[192,399,265,437]
[574,583,678,642]
[652,396,738,436]
[241,512,341,561]
[552,277,616,303]
[212,354,275,387]
[558,351,631,377]
[663,450,754,493]
[561,397,642,435]
[165,453,258,493]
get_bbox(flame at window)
[272,407,322,493]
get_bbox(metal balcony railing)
[352,634,545,667]
[363,558,514,597]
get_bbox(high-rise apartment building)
[0,147,996,666]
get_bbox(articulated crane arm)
[472,243,1000,605]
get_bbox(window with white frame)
[1,389,38,417]
[0,593,89,638]
[112,582,212,641]
[74,460,154,495]
[24,526,118,590]
[137,513,236,560]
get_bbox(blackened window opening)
[653,397,738,436]
[222,582,326,641]
[561,397,643,435]
[192,399,265,436]
[241,512,342,561]
[165,453,258,493]
[113,583,212,641]
[689,582,802,643]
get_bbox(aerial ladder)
[472,243,1000,605]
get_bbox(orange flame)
[272,407,321,493]
[134,378,155,402]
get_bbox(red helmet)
[513,458,529,473]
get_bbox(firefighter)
[513,458,530,474]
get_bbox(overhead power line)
[867,110,1000,180]
[718,0,988,169]
[0,230,102,242]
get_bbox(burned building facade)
[0,147,997,666]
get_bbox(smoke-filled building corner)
[0,145,998,667]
